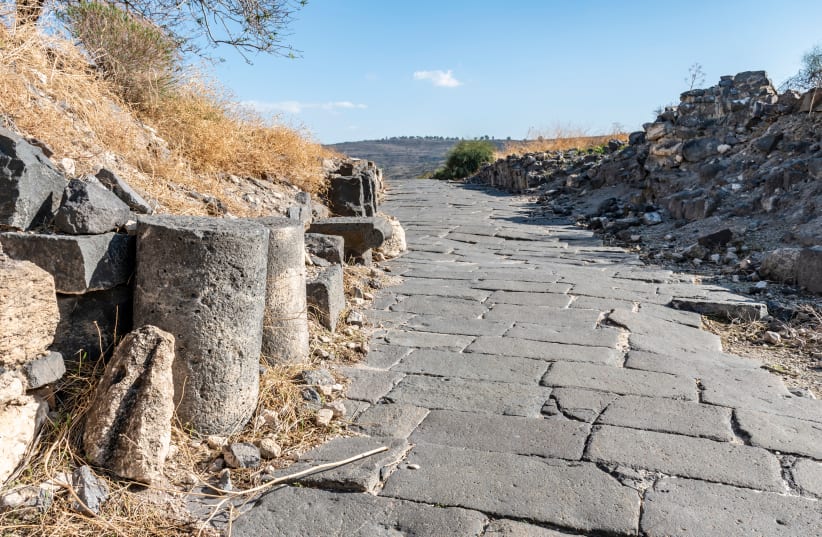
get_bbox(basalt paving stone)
[635,303,703,328]
[628,330,722,356]
[337,367,405,404]
[380,443,640,536]
[393,282,491,302]
[793,459,822,497]
[624,349,759,378]
[397,269,479,280]
[735,409,822,459]
[410,410,589,460]
[352,403,429,439]
[567,296,637,311]
[232,486,488,537]
[483,519,587,536]
[475,270,560,283]
[597,395,734,442]
[370,292,400,310]
[385,375,551,418]
[403,315,512,337]
[472,280,573,293]
[700,368,822,423]
[447,233,507,245]
[271,436,409,493]
[542,362,697,400]
[483,304,600,324]
[364,344,413,370]
[550,387,618,422]
[505,323,622,348]
[467,337,622,366]
[487,291,573,308]
[365,309,415,329]
[586,425,784,492]
[392,349,548,384]
[382,330,474,351]
[390,295,488,318]
[640,477,822,537]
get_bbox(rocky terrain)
[469,71,822,304]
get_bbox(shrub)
[62,1,179,109]
[433,140,495,180]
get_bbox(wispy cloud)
[413,69,462,88]
[243,100,368,114]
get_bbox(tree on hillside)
[783,44,822,113]
[16,0,307,58]
[684,62,706,91]
[432,140,495,180]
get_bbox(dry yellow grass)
[498,125,629,158]
[0,21,334,219]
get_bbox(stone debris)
[315,408,333,426]
[83,326,175,485]
[305,232,344,265]
[257,437,282,459]
[309,216,393,265]
[222,443,261,469]
[95,168,153,214]
[54,178,130,235]
[71,465,109,515]
[22,351,65,390]
[306,264,345,332]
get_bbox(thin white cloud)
[243,100,367,114]
[413,69,462,88]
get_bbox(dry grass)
[703,304,822,396]
[498,125,629,158]
[0,21,334,219]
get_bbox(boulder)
[0,126,65,230]
[796,246,822,294]
[0,395,48,484]
[752,133,783,154]
[681,137,719,162]
[305,233,344,265]
[628,131,646,145]
[307,265,345,332]
[254,217,309,364]
[83,326,175,485]
[326,174,377,217]
[309,217,393,264]
[133,216,268,435]
[95,168,153,214]
[0,232,134,294]
[760,248,801,283]
[0,256,58,367]
[697,228,733,250]
[54,179,130,234]
[376,216,407,259]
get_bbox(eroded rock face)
[83,325,175,485]
[0,127,65,231]
[0,256,58,367]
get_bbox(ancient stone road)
[236,178,822,536]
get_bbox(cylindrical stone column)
[254,217,310,364]
[133,216,269,435]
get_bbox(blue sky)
[211,1,822,144]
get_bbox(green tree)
[433,140,495,180]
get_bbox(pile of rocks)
[469,71,822,294]
[0,127,405,493]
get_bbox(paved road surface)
[236,178,822,536]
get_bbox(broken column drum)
[133,216,269,435]
[255,217,309,363]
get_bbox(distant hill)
[327,137,508,180]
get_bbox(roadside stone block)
[306,264,345,332]
[309,216,392,263]
[0,256,58,366]
[0,232,134,294]
[231,485,487,537]
[54,178,130,235]
[381,443,640,536]
[386,375,551,418]
[95,168,152,214]
[586,425,783,492]
[305,232,344,266]
[641,477,822,536]
[598,395,734,441]
[735,409,822,459]
[542,362,697,400]
[0,126,65,230]
[53,285,132,362]
[411,410,589,460]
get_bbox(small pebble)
[206,435,227,450]
[324,400,346,418]
[407,464,421,470]
[315,408,334,426]
[763,331,781,345]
